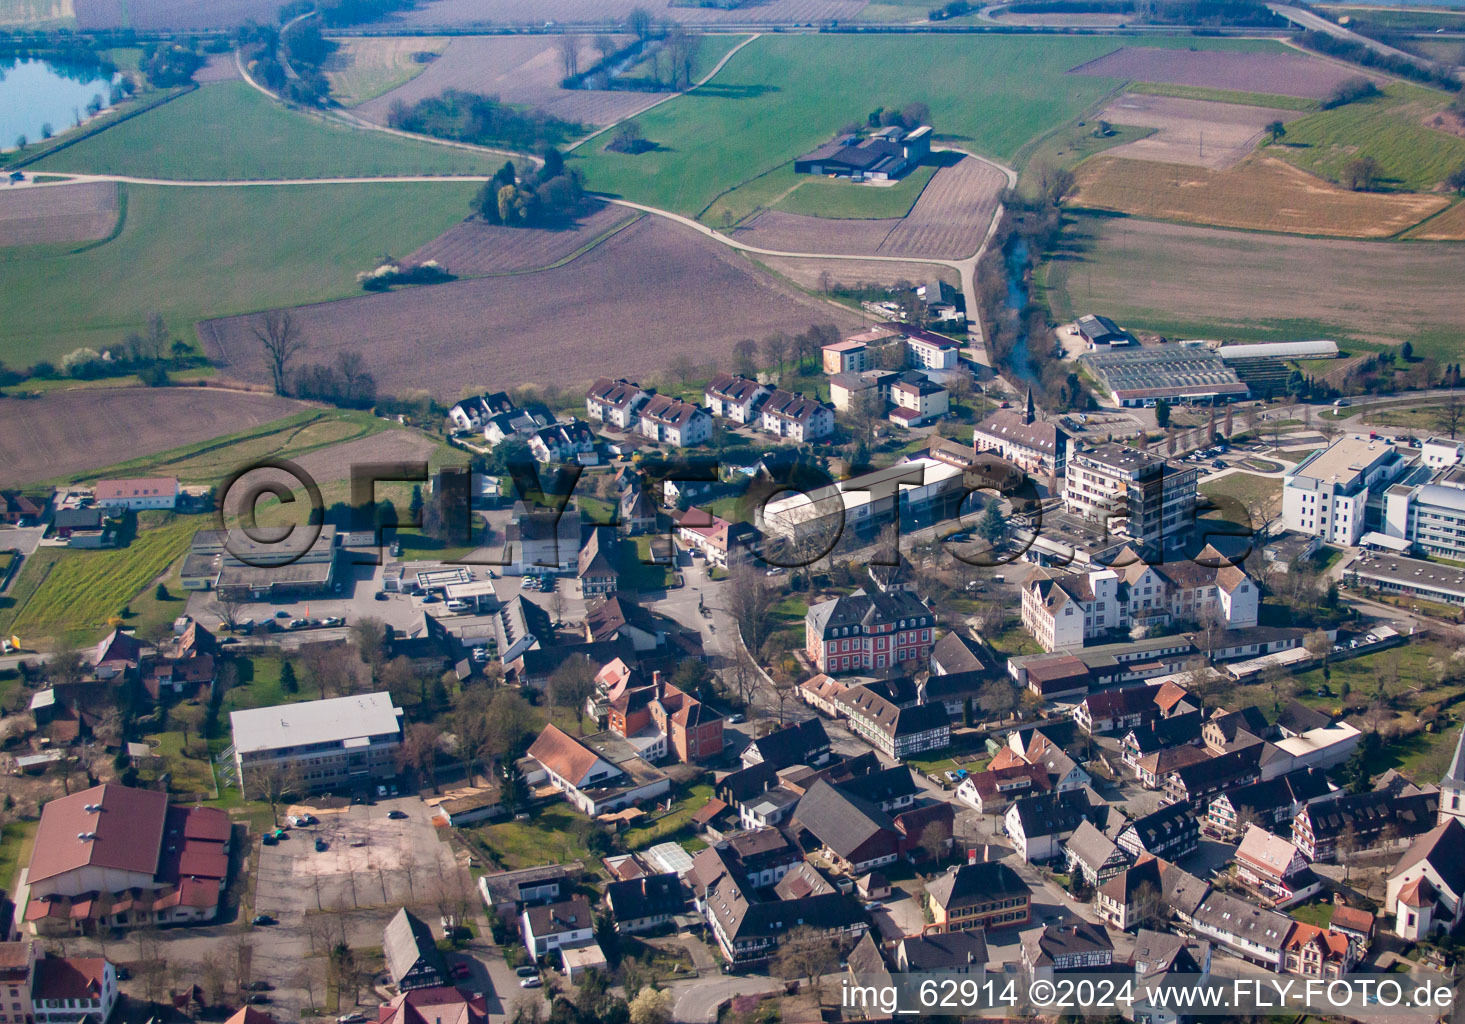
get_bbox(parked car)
[451,963,471,979]
[387,809,408,820]
[519,978,542,989]
[375,592,390,601]
[321,616,344,627]
[516,966,539,978]
[339,1014,368,1023]
[247,982,273,992]
[288,814,316,827]
[248,995,271,1005]
[252,914,276,926]
[261,834,278,846]
[274,610,290,619]
[944,770,958,782]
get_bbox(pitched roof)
[28,783,169,884]
[587,378,646,409]
[1009,790,1101,840]
[377,986,487,1024]
[900,931,989,971]
[383,908,445,987]
[806,587,932,640]
[223,1008,279,1024]
[749,719,829,770]
[1022,922,1113,967]
[926,861,1030,911]
[1236,825,1303,878]
[639,394,706,428]
[1120,802,1197,852]
[792,779,895,860]
[1329,904,1375,936]
[1282,922,1351,960]
[1066,819,1123,872]
[973,408,1068,456]
[32,958,109,1001]
[524,895,594,937]
[527,724,606,786]
[1390,818,1465,901]
[606,872,684,920]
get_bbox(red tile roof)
[179,805,231,843]
[29,784,169,884]
[32,958,109,1001]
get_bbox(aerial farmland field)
[0,181,480,365]
[0,181,119,246]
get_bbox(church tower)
[1440,724,1465,824]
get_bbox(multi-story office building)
[1283,436,1414,545]
[231,691,403,795]
[1063,443,1198,553]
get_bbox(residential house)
[673,507,757,568]
[702,880,866,968]
[793,125,931,180]
[139,619,217,701]
[925,861,1032,933]
[1096,856,1166,932]
[894,932,988,973]
[722,828,803,888]
[741,720,831,770]
[1293,790,1438,862]
[1329,904,1376,956]
[1021,922,1114,979]
[1116,803,1199,862]
[30,957,117,1024]
[1004,789,1106,863]
[383,909,447,992]
[903,327,960,371]
[377,987,487,1024]
[1386,819,1465,940]
[833,684,950,759]
[1074,685,1164,736]
[448,390,515,432]
[1282,923,1355,978]
[638,396,712,447]
[1202,707,1271,753]
[586,379,650,429]
[1234,825,1322,908]
[1065,820,1130,887]
[789,779,952,874]
[522,896,595,958]
[529,420,598,464]
[476,865,569,916]
[1205,769,1334,839]
[703,375,769,424]
[1128,931,1211,1024]
[525,724,671,816]
[799,674,849,718]
[955,764,1051,816]
[577,528,619,598]
[759,390,834,442]
[1000,727,1092,794]
[618,487,658,536]
[1163,747,1262,806]
[0,491,45,524]
[0,939,36,1024]
[605,873,684,933]
[1189,892,1291,969]
[1120,713,1203,776]
[972,390,1069,478]
[805,588,935,675]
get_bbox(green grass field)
[36,81,493,181]
[1273,83,1465,193]
[0,515,196,645]
[1126,80,1318,112]
[574,34,1288,217]
[0,820,38,892]
[775,163,938,219]
[0,180,477,364]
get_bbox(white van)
[446,600,470,613]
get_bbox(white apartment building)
[230,691,403,794]
[1422,437,1465,470]
[1283,437,1414,545]
[889,374,949,428]
[586,379,650,429]
[1063,444,1198,553]
[704,374,769,424]
[904,329,960,371]
[638,395,712,446]
[1384,481,1465,561]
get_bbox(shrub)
[1323,76,1382,109]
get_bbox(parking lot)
[254,796,461,921]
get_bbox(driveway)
[871,891,925,941]
[669,975,783,1024]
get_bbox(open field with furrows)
[192,52,241,83]
[36,81,494,180]
[0,181,479,365]
[323,36,449,107]
[407,201,638,276]
[876,154,1007,256]
[1042,214,1465,356]
[363,0,868,29]
[199,216,866,398]
[1072,154,1448,237]
[0,182,119,247]
[1404,200,1465,240]
[0,388,307,487]
[757,255,959,294]
[1067,45,1381,98]
[0,0,72,25]
[1096,93,1307,169]
[1270,84,1465,193]
[74,0,289,29]
[353,34,681,128]
[574,34,1287,218]
[733,210,901,256]
[0,515,196,646]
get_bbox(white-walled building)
[889,374,949,428]
[638,396,712,446]
[1383,481,1465,562]
[1421,437,1465,470]
[586,379,650,429]
[904,328,960,371]
[231,692,403,794]
[1283,437,1414,545]
[1064,444,1198,553]
[94,477,177,511]
[704,374,769,424]
[759,390,835,441]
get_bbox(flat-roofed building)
[230,691,403,795]
[1079,344,1248,407]
[213,525,339,602]
[1063,444,1198,554]
[1284,436,1414,545]
[757,458,965,548]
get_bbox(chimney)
[653,670,665,700]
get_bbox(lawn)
[575,35,1287,218]
[0,820,38,892]
[325,36,450,107]
[0,515,196,645]
[1272,83,1465,193]
[479,803,594,870]
[0,180,478,364]
[774,163,938,219]
[1290,900,1335,928]
[1202,473,1282,518]
[36,81,494,181]
[622,783,713,849]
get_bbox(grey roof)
[848,931,891,978]
[899,931,989,971]
[807,587,932,640]
[792,779,894,860]
[606,872,684,921]
[383,908,445,988]
[1276,699,1332,736]
[1065,819,1123,872]
[1391,820,1465,901]
[1119,802,1198,853]
[750,719,830,770]
[1447,724,1465,786]
[1192,892,1291,952]
[836,766,919,807]
[1010,790,1103,840]
[1022,922,1113,967]
[230,691,401,755]
[926,861,1030,911]
[1131,930,1208,980]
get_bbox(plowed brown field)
[1068,47,1378,99]
[366,0,867,29]
[199,217,865,398]
[407,202,637,276]
[1096,93,1306,169]
[1403,201,1465,240]
[0,182,119,247]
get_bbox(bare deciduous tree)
[253,310,307,395]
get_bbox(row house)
[925,861,1032,933]
[1204,769,1334,839]
[1134,744,1212,791]
[1119,711,1203,774]
[1005,789,1107,863]
[1281,923,1356,979]
[703,374,769,424]
[638,395,712,446]
[1064,820,1130,887]
[805,588,935,675]
[759,390,835,441]
[529,419,598,464]
[448,390,516,432]
[1020,922,1114,980]
[1188,892,1292,970]
[1074,684,1165,735]
[1293,790,1438,862]
[1234,825,1322,909]
[994,727,1092,795]
[586,378,650,429]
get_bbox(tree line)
[388,90,584,153]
